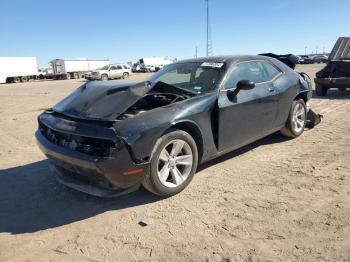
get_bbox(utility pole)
[323,46,325,54]
[305,46,307,55]
[206,0,209,57]
[205,0,213,57]
[195,46,198,58]
[316,45,318,55]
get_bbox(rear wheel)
[65,73,71,80]
[280,99,306,138]
[21,76,28,82]
[142,129,198,197]
[316,83,327,96]
[13,77,20,83]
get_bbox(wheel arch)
[165,120,204,163]
[294,90,308,103]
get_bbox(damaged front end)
[36,80,195,196]
[36,111,149,197]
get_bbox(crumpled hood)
[53,80,151,121]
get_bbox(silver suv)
[86,64,132,81]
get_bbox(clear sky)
[0,0,348,67]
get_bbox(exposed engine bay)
[117,92,188,120]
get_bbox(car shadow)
[312,89,350,100]
[0,160,160,234]
[0,134,297,235]
[198,133,289,172]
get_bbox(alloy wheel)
[157,139,193,188]
[291,103,305,133]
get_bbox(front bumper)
[85,75,101,80]
[35,115,149,197]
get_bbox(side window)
[261,62,280,80]
[224,62,265,89]
[110,66,117,70]
[224,61,281,89]
[116,65,123,70]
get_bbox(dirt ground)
[0,64,349,262]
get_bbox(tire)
[101,74,108,81]
[65,73,71,80]
[73,72,78,79]
[13,77,20,83]
[142,129,198,197]
[315,83,327,96]
[280,99,307,138]
[122,72,129,79]
[21,76,28,82]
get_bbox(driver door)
[218,61,279,152]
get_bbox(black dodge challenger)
[36,55,313,197]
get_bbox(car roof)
[175,55,271,65]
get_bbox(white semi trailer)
[0,57,39,84]
[50,59,109,80]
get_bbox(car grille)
[39,121,115,157]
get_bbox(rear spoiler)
[259,53,298,69]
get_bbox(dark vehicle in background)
[315,37,350,96]
[36,55,312,197]
[297,55,313,64]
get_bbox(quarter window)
[262,62,280,80]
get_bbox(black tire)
[21,76,28,82]
[315,83,327,96]
[280,99,307,138]
[122,72,129,79]
[142,129,198,197]
[73,72,78,79]
[13,77,20,83]
[65,73,71,80]
[101,74,108,81]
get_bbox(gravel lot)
[0,65,349,261]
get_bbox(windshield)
[148,62,224,94]
[100,65,110,70]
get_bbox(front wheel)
[101,74,108,81]
[142,129,198,197]
[280,99,307,138]
[122,72,129,79]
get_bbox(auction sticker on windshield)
[201,62,224,68]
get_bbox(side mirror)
[227,80,255,100]
[237,80,255,90]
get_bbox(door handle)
[268,87,275,92]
